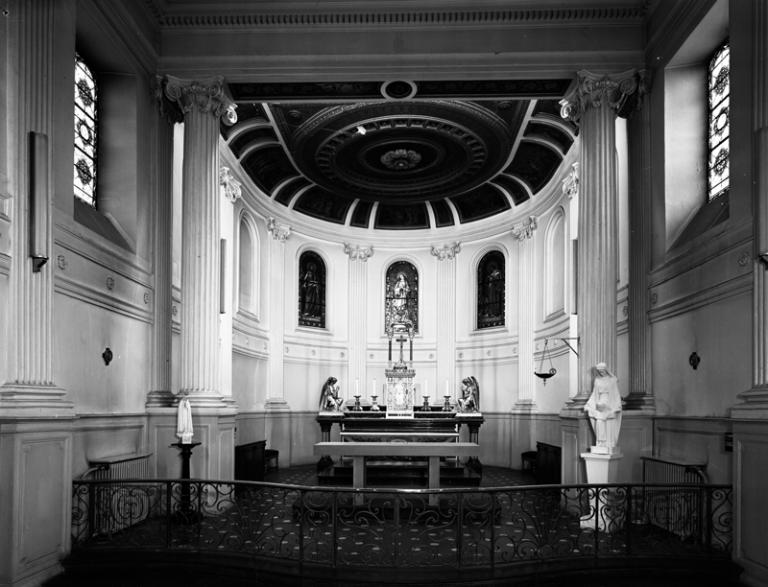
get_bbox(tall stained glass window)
[477,251,505,329]
[385,261,419,334]
[707,42,729,201]
[298,251,326,328]
[74,53,98,206]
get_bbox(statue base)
[579,450,624,533]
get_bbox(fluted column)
[431,243,460,399]
[625,83,654,410]
[164,76,236,407]
[560,70,645,403]
[0,0,71,415]
[345,243,373,399]
[513,218,537,407]
[146,81,180,407]
[734,1,768,416]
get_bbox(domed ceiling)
[222,79,577,229]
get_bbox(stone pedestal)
[580,450,624,533]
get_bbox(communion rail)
[67,479,735,585]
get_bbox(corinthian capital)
[219,166,242,203]
[430,242,461,261]
[343,243,374,262]
[560,70,647,122]
[163,75,237,123]
[511,216,537,241]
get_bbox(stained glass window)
[707,42,729,201]
[385,261,419,334]
[298,251,326,328]
[477,251,505,329]
[74,53,98,206]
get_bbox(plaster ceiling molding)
[222,81,576,230]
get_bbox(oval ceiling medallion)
[291,101,514,203]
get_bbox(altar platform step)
[317,460,481,488]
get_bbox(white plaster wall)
[652,292,750,417]
[54,294,152,413]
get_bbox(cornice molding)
[156,7,645,29]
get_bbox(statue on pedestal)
[319,376,344,412]
[584,362,622,453]
[457,376,480,413]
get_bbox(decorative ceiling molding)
[430,242,461,260]
[156,7,646,29]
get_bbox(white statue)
[319,377,344,412]
[583,362,622,453]
[176,394,194,444]
[457,376,480,413]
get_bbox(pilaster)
[146,78,180,408]
[265,217,291,410]
[431,242,460,395]
[625,80,655,411]
[163,76,236,409]
[512,218,537,409]
[0,0,72,417]
[346,243,372,395]
[732,4,768,587]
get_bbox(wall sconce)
[102,347,113,366]
[689,352,700,370]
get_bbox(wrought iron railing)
[71,480,732,572]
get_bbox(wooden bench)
[314,441,480,502]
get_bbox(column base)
[511,400,536,414]
[731,385,768,419]
[264,399,291,411]
[183,392,237,411]
[145,390,175,408]
[623,394,656,411]
[0,383,74,418]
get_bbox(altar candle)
[372,378,377,396]
[445,379,449,398]
[424,379,428,399]
[355,378,359,396]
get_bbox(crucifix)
[395,333,409,363]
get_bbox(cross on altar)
[395,334,408,363]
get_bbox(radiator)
[85,452,153,535]
[641,456,707,539]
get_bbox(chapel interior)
[1,0,768,586]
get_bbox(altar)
[315,328,484,488]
